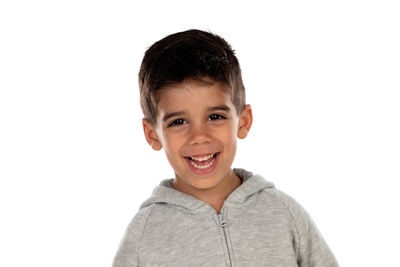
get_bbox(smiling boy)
[113,29,338,266]
[144,79,250,213]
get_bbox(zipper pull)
[218,213,227,227]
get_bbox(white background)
[1,0,399,266]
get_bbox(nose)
[188,122,212,145]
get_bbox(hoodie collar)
[140,168,275,212]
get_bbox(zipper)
[218,211,233,267]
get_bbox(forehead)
[157,80,232,111]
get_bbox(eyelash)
[208,114,226,121]
[167,114,226,127]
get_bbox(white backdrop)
[1,1,399,266]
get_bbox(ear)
[142,118,162,151]
[237,104,253,139]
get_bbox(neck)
[172,169,242,213]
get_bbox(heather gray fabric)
[113,169,338,267]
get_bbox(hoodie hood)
[140,168,275,212]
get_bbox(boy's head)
[139,29,253,194]
[139,29,246,126]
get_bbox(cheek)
[162,138,181,166]
[162,132,183,154]
[219,124,238,146]
[228,121,239,137]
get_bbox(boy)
[113,29,338,267]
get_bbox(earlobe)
[142,118,162,151]
[237,104,253,139]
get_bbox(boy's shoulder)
[113,204,155,267]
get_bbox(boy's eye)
[168,118,187,127]
[208,114,226,121]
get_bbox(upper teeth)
[190,153,215,162]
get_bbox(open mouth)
[184,152,220,174]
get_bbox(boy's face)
[143,79,252,193]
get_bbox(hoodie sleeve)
[112,206,153,267]
[275,190,339,267]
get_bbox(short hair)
[139,29,246,125]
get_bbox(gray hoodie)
[113,169,338,267]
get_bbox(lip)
[184,152,220,176]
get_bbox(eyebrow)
[208,105,231,113]
[162,111,186,123]
[161,105,232,123]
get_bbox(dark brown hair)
[139,29,246,125]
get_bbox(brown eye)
[208,114,226,121]
[168,119,187,127]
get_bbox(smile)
[185,152,220,174]
[189,153,217,169]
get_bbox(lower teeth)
[190,157,215,169]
